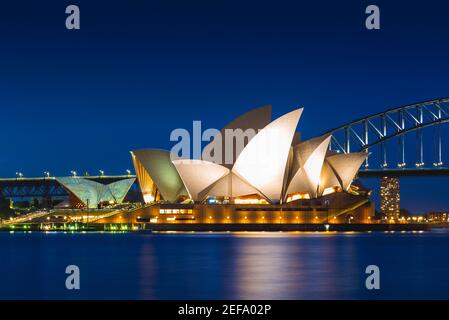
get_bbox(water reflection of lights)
[234,239,303,299]
[139,242,156,299]
[231,233,361,299]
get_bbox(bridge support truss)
[327,97,449,169]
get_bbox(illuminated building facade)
[95,190,374,226]
[425,212,449,223]
[380,176,400,220]
[127,106,374,225]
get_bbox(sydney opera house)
[102,105,375,228]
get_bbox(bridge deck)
[0,175,136,182]
[358,167,449,177]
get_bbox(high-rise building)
[380,177,400,219]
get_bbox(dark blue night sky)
[0,0,449,212]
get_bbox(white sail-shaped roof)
[285,168,312,196]
[131,149,187,202]
[325,152,369,191]
[172,159,230,201]
[198,172,263,201]
[232,108,303,202]
[318,160,341,195]
[165,106,369,203]
[202,105,272,168]
[286,135,331,198]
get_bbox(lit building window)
[234,197,269,204]
[143,194,154,203]
[286,193,310,203]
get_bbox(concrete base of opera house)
[1,193,428,232]
[95,192,376,225]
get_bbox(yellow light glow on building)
[143,194,154,203]
[286,192,310,203]
[322,187,337,196]
[234,197,269,204]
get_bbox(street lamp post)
[324,199,331,232]
[86,199,90,223]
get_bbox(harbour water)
[1,230,449,299]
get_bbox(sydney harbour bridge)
[325,97,449,175]
[325,97,449,217]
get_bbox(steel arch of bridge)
[324,97,449,168]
